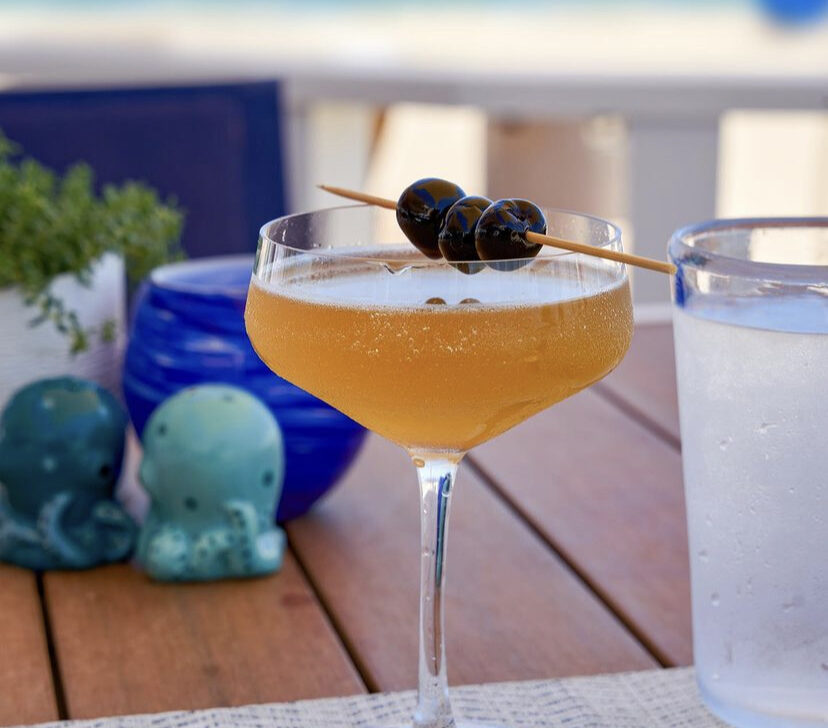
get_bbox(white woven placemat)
[15,667,726,728]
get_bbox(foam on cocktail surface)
[253,245,626,309]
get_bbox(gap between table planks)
[593,322,680,448]
[41,553,364,721]
[287,434,658,694]
[470,322,691,667]
[0,566,57,725]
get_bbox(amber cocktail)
[245,205,632,728]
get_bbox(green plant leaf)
[0,128,186,354]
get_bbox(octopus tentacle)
[224,500,283,575]
[37,493,95,569]
[0,485,41,552]
[89,501,137,562]
[223,500,260,574]
[254,527,285,573]
[190,527,235,578]
[143,524,189,581]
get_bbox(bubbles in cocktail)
[247,255,631,451]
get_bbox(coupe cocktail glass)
[245,205,633,728]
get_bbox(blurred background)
[1,0,826,309]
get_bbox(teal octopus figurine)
[0,377,136,570]
[137,384,285,582]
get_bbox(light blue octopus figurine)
[136,384,285,582]
[0,377,137,570]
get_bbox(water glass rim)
[669,217,828,285]
[258,204,623,265]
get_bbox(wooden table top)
[0,321,687,726]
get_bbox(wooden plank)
[0,565,58,726]
[288,434,657,693]
[470,388,692,667]
[44,554,364,720]
[595,322,680,445]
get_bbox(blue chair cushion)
[0,81,286,258]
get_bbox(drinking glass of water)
[669,218,828,728]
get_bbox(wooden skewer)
[525,231,675,275]
[318,184,677,275]
[319,185,397,211]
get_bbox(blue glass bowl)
[123,256,367,522]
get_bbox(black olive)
[437,195,491,275]
[475,199,546,271]
[396,178,465,259]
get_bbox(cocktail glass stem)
[412,454,461,728]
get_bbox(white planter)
[0,254,126,408]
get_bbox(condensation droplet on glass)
[698,549,709,562]
[413,458,425,468]
[712,673,720,681]
[757,422,777,435]
[782,596,803,612]
[718,438,731,451]
[705,515,713,527]
[711,593,720,607]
